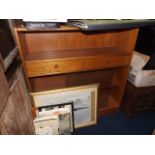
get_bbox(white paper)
[33,116,59,135]
[23,19,67,23]
[131,51,150,71]
[32,85,97,128]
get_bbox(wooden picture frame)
[33,102,74,135]
[31,84,99,128]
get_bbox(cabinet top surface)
[15,25,80,32]
[14,19,155,32]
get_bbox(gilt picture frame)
[31,84,99,128]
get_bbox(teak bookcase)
[14,25,139,115]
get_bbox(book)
[23,19,67,23]
[23,19,68,30]
[25,22,60,30]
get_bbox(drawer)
[25,55,130,77]
[84,55,130,70]
[25,59,84,77]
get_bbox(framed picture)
[31,84,99,128]
[33,102,74,135]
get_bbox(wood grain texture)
[0,118,8,134]
[29,69,117,113]
[66,70,114,111]
[1,96,26,134]
[29,69,113,91]
[17,70,35,132]
[0,64,9,115]
[14,26,139,115]
[112,28,139,53]
[25,47,127,61]
[25,31,115,52]
[66,69,113,88]
[14,30,31,90]
[1,68,34,135]
[109,67,130,105]
[96,67,130,114]
[23,29,138,53]
[25,50,130,77]
[29,74,66,92]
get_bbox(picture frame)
[33,102,74,135]
[31,84,99,128]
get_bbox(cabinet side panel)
[113,28,139,53]
[1,69,34,135]
[0,64,9,115]
[17,69,35,132]
[0,118,8,135]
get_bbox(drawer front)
[25,59,84,77]
[25,56,130,77]
[84,56,130,70]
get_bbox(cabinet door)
[1,69,34,134]
[0,119,8,134]
[17,70,35,131]
[0,64,9,115]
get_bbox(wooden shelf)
[102,78,120,89]
[111,78,120,87]
[24,47,130,77]
[14,25,139,115]
[25,47,128,61]
[99,96,120,115]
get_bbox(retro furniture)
[14,24,139,115]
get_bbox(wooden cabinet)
[0,62,34,134]
[1,81,34,134]
[0,119,8,135]
[0,65,9,115]
[0,19,34,135]
[24,48,130,77]
[14,25,139,115]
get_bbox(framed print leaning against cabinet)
[31,84,99,128]
[33,102,74,135]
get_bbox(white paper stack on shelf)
[128,51,155,87]
[23,19,68,23]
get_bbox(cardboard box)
[128,51,155,87]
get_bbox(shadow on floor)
[73,108,155,135]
